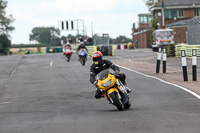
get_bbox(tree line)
[0,0,15,55]
[0,0,132,55]
[28,26,132,46]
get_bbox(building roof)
[186,16,200,25]
[166,16,200,27]
[155,0,200,7]
[138,13,153,16]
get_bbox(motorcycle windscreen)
[79,48,87,56]
[96,69,109,80]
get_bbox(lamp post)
[91,21,93,38]
[158,12,161,29]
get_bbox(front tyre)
[81,56,85,66]
[66,55,71,62]
[124,97,131,109]
[110,92,124,111]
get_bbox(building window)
[149,16,153,23]
[194,8,200,16]
[164,9,177,19]
[178,9,184,18]
[140,16,148,23]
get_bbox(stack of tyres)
[197,46,200,57]
[185,44,191,57]
[175,44,200,57]
[175,44,187,57]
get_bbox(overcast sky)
[6,0,149,44]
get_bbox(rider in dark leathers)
[90,51,131,99]
[77,42,88,52]
[77,42,88,61]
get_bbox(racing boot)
[107,98,111,104]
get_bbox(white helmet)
[80,42,84,45]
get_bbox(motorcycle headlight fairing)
[101,79,112,88]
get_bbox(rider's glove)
[114,70,120,77]
[93,81,98,88]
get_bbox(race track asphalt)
[0,51,199,133]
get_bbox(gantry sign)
[58,19,85,36]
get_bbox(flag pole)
[162,0,165,27]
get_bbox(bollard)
[192,49,197,81]
[181,50,188,81]
[163,47,167,73]
[156,48,162,73]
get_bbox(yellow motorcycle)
[128,42,135,50]
[96,69,131,111]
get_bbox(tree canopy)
[28,26,132,46]
[29,27,61,45]
[0,0,15,55]
[110,35,132,44]
[0,34,11,55]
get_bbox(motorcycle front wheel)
[66,55,71,62]
[109,92,124,111]
[81,56,85,66]
[124,97,131,109]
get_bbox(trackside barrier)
[156,48,162,73]
[192,49,197,81]
[120,45,124,50]
[113,44,128,50]
[112,45,114,56]
[117,45,121,50]
[180,49,198,82]
[163,47,167,73]
[181,50,188,81]
[86,46,115,56]
[124,44,128,49]
[112,45,117,50]
[86,46,97,56]
[156,47,168,74]
[175,44,200,57]
[46,47,62,53]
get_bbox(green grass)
[30,52,44,54]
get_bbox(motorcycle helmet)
[92,51,103,65]
[80,42,84,45]
[66,42,70,46]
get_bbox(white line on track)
[0,102,11,104]
[117,64,200,100]
[50,61,53,67]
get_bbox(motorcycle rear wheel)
[110,92,124,111]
